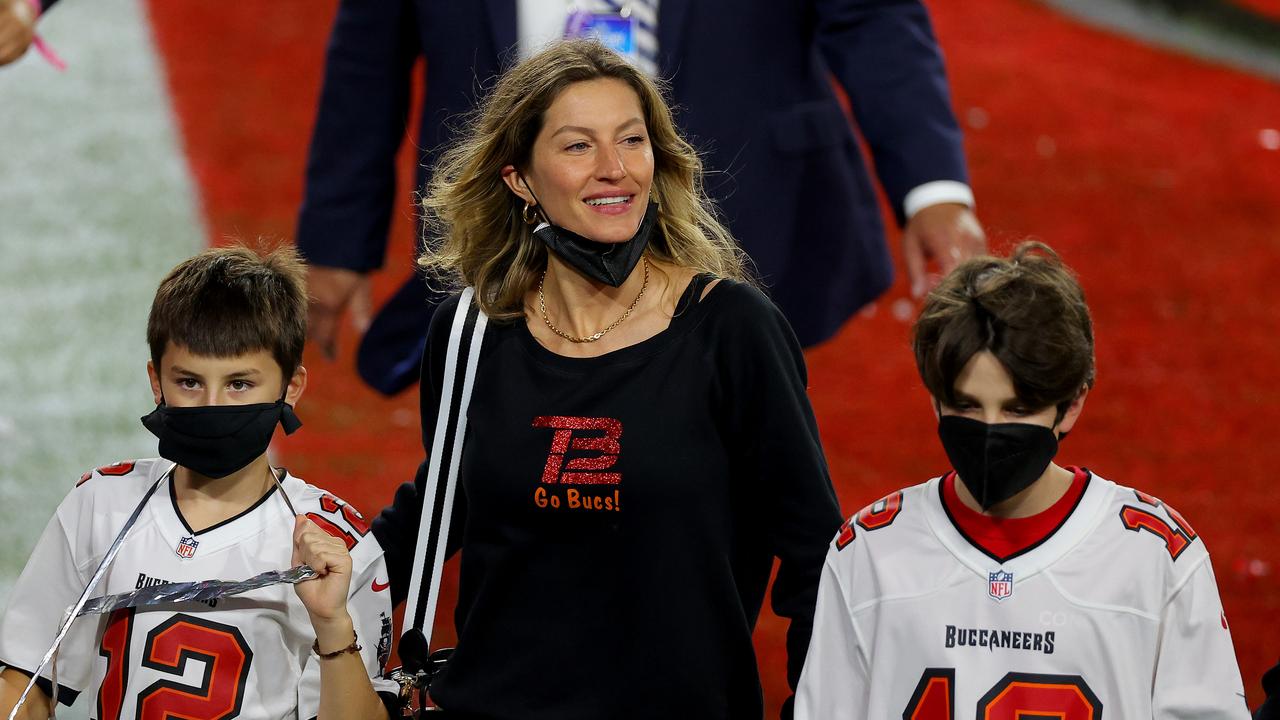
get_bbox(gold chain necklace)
[538,257,649,343]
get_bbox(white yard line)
[0,2,203,714]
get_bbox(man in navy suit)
[297,0,985,395]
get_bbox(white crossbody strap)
[403,288,486,648]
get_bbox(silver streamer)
[7,467,312,720]
[78,564,318,616]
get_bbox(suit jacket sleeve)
[296,0,421,271]
[813,0,970,226]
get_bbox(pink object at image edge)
[23,0,66,71]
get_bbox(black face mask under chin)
[528,194,659,287]
[937,415,1059,511]
[141,394,302,480]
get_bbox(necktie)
[598,0,659,76]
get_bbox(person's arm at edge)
[294,517,389,720]
[313,620,389,720]
[0,0,37,65]
[813,0,985,296]
[0,478,99,718]
[1151,555,1250,718]
[0,669,52,720]
[793,553,868,719]
[296,0,421,357]
[721,284,843,719]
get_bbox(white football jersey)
[0,458,397,720]
[795,471,1249,719]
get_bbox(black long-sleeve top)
[1258,660,1280,719]
[372,276,842,719]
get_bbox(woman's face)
[504,77,654,244]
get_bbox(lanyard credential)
[562,1,658,76]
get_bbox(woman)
[372,39,841,719]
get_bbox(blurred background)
[1,0,1277,715]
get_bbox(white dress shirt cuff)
[903,181,975,220]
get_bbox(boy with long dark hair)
[797,242,1248,718]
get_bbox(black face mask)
[531,199,659,287]
[141,396,302,479]
[938,415,1059,511]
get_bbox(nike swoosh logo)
[371,578,390,592]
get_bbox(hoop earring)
[522,202,540,226]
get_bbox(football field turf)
[2,0,1279,713]
[0,2,200,714]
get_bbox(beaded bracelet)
[313,631,361,659]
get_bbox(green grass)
[0,0,201,714]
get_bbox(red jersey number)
[903,668,954,719]
[306,493,372,551]
[1120,490,1199,560]
[837,491,905,551]
[856,491,904,532]
[98,611,252,720]
[903,669,1101,719]
[97,609,133,720]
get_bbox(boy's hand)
[292,515,354,626]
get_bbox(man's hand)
[900,203,986,298]
[307,266,372,360]
[0,0,36,66]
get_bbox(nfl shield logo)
[988,570,1014,602]
[175,535,199,559]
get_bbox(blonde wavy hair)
[419,38,751,321]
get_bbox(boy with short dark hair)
[796,242,1249,718]
[0,245,394,720]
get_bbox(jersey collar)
[922,470,1117,580]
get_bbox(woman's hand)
[292,515,355,643]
